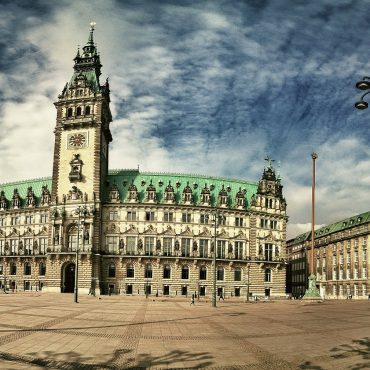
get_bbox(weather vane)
[90,21,96,31]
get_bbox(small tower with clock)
[52,23,112,203]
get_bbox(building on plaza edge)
[0,27,288,298]
[287,211,370,299]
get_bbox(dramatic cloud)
[1,0,370,238]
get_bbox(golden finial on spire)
[90,21,96,31]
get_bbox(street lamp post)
[246,264,250,301]
[208,210,224,308]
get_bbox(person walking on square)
[219,292,224,301]
[190,293,195,305]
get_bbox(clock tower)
[52,23,112,203]
[49,24,112,295]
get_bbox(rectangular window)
[24,239,33,255]
[39,238,47,254]
[163,237,172,256]
[109,211,119,221]
[264,243,273,260]
[199,239,208,258]
[218,215,226,226]
[145,237,155,255]
[181,238,191,257]
[200,214,208,224]
[145,211,155,221]
[363,267,367,278]
[11,217,20,226]
[126,236,136,254]
[235,217,243,227]
[106,236,118,254]
[217,240,226,259]
[0,218,5,226]
[127,265,134,278]
[163,212,173,222]
[25,215,34,224]
[182,213,191,223]
[235,241,244,259]
[10,239,18,255]
[234,269,242,281]
[40,213,48,223]
[270,220,278,229]
[127,211,137,221]
[260,219,268,228]
[0,240,4,255]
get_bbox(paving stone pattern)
[0,293,369,369]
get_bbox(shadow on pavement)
[0,348,214,369]
[298,337,370,370]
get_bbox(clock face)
[68,133,87,148]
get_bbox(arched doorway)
[62,263,75,293]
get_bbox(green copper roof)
[0,178,52,208]
[289,209,370,243]
[68,70,100,92]
[106,169,258,209]
[314,210,370,237]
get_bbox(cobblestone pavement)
[0,293,369,369]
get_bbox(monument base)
[303,274,323,301]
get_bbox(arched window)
[67,108,73,117]
[108,262,115,278]
[199,266,207,280]
[163,265,171,279]
[85,106,91,115]
[265,268,272,282]
[181,265,189,279]
[217,266,224,281]
[10,262,16,275]
[24,262,31,275]
[144,263,152,278]
[39,262,46,276]
[234,268,242,281]
[126,264,134,278]
[76,106,82,116]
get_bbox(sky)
[1,0,370,239]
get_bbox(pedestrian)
[219,293,224,301]
[190,293,195,305]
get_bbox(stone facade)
[0,27,288,299]
[287,213,370,299]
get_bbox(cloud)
[1,0,370,242]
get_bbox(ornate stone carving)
[69,154,83,182]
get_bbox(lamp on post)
[207,210,225,308]
[74,205,88,304]
[246,263,250,302]
[355,77,370,110]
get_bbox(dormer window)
[127,182,139,203]
[218,185,228,207]
[182,182,193,204]
[109,183,120,203]
[41,185,51,206]
[164,182,175,203]
[25,187,36,207]
[12,189,21,209]
[200,184,211,205]
[0,191,8,210]
[145,181,156,202]
[235,187,246,208]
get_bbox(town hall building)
[0,26,288,298]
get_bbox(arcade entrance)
[62,263,75,293]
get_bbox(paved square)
[0,293,369,369]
